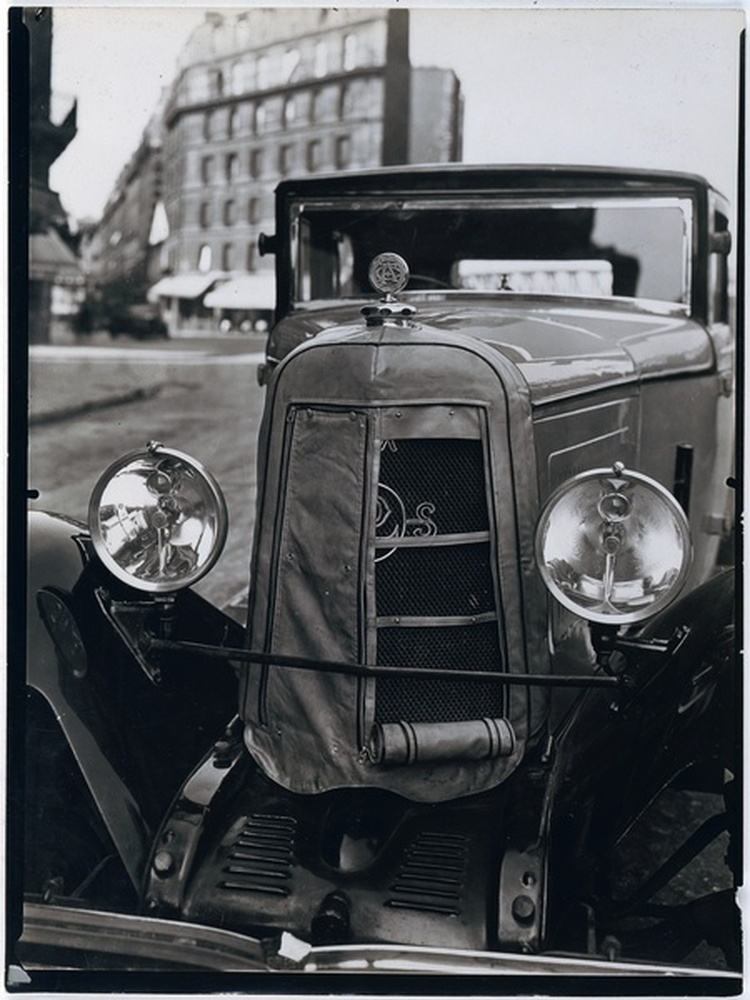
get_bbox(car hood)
[272,297,715,405]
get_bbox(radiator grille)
[374,432,504,725]
[378,439,489,535]
[376,543,496,618]
[377,625,504,722]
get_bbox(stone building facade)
[90,8,463,334]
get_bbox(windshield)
[290,196,692,308]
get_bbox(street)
[29,334,266,610]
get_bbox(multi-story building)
[93,8,462,334]
[82,108,166,306]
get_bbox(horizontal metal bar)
[145,636,622,688]
[375,531,491,549]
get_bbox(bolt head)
[153,850,175,877]
[511,893,536,924]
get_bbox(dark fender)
[541,569,736,940]
[26,510,240,891]
[27,511,149,888]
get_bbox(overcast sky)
[48,5,742,224]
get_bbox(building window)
[254,102,266,135]
[230,60,244,95]
[201,155,214,184]
[339,82,354,119]
[250,148,264,179]
[213,69,224,97]
[335,134,352,169]
[228,106,239,138]
[221,242,235,271]
[314,40,327,78]
[282,48,300,81]
[203,112,214,141]
[246,243,256,271]
[279,144,294,176]
[198,244,212,272]
[199,202,212,228]
[248,197,260,224]
[223,199,236,226]
[225,153,239,182]
[343,33,358,71]
[257,55,270,90]
[283,96,296,128]
[311,88,323,123]
[306,139,322,173]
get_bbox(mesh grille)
[373,431,504,726]
[376,543,496,618]
[376,624,504,723]
[378,439,488,535]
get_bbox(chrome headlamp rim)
[535,464,692,626]
[88,444,228,594]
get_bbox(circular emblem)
[368,252,410,297]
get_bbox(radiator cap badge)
[363,252,416,325]
[368,252,410,298]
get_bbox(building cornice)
[165,67,385,129]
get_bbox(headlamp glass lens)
[536,467,692,624]
[89,447,227,592]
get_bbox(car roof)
[276,163,719,199]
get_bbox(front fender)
[541,569,736,936]
[26,511,242,892]
[27,511,151,887]
[634,567,737,779]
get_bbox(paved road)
[28,336,266,610]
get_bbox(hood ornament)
[362,252,416,326]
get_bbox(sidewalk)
[28,331,266,425]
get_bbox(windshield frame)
[287,194,694,312]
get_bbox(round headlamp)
[88,443,228,593]
[535,463,692,625]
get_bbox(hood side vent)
[386,831,468,915]
[219,814,296,896]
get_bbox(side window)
[295,216,349,302]
[710,210,730,325]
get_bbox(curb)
[30,384,164,427]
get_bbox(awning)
[203,273,275,311]
[29,230,84,285]
[147,272,224,302]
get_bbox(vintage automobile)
[19,166,739,981]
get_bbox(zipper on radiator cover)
[356,410,375,753]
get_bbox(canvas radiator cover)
[240,326,546,802]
